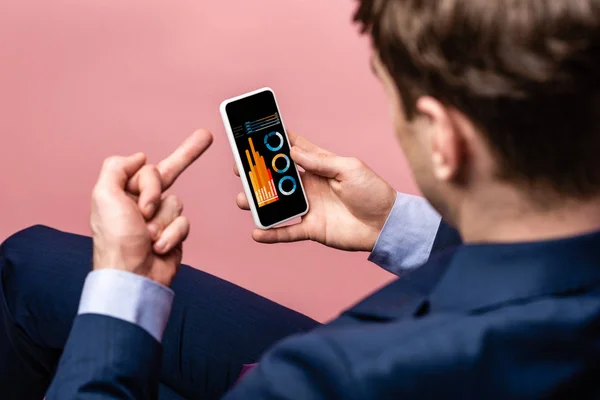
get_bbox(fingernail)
[145,203,155,216]
[155,240,168,252]
[147,223,159,238]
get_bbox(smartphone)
[220,88,309,229]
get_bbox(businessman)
[0,131,453,399]
[3,0,600,398]
[0,135,451,398]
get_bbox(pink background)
[0,0,418,322]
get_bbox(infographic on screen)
[225,90,308,227]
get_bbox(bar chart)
[245,137,279,207]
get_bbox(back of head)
[356,0,600,237]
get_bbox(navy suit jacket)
[48,222,600,398]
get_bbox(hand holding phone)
[234,131,398,252]
[221,88,309,229]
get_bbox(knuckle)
[179,216,191,237]
[146,164,160,174]
[165,194,183,213]
[347,157,365,170]
[179,215,190,229]
[91,186,101,201]
[140,164,159,179]
[157,163,173,180]
[317,152,330,161]
[316,152,332,167]
[102,156,121,171]
[92,185,113,203]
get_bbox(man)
[0,135,451,398]
[0,131,452,398]
[3,0,600,397]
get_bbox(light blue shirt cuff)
[78,269,174,342]
[368,193,442,275]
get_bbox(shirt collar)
[429,229,600,313]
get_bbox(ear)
[415,96,463,183]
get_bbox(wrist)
[355,221,386,252]
[366,190,398,251]
[93,247,151,274]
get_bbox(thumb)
[291,146,344,179]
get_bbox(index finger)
[129,129,213,193]
[158,129,213,190]
[287,131,332,155]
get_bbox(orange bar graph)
[246,138,279,207]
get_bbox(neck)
[457,185,600,244]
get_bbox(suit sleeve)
[46,270,174,399]
[223,333,360,400]
[46,314,163,399]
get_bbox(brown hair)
[355,0,600,199]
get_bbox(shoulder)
[317,292,600,399]
[231,256,600,399]
[234,290,600,399]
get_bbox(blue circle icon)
[278,176,297,196]
[264,131,284,152]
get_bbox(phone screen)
[224,90,308,227]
